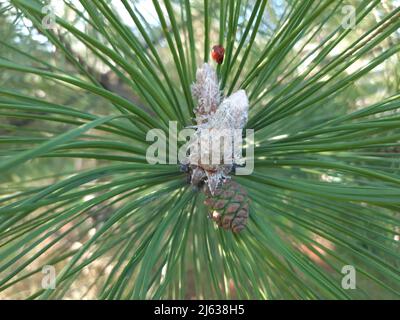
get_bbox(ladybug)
[211,45,225,64]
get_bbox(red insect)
[211,45,225,64]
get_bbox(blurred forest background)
[0,0,399,299]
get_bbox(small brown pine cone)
[204,180,249,233]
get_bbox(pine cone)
[204,180,249,233]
